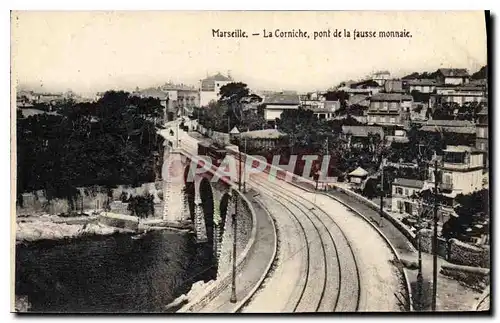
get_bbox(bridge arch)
[219,192,232,239]
[183,165,195,222]
[200,177,215,245]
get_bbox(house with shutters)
[436,68,470,85]
[262,93,300,121]
[367,93,413,125]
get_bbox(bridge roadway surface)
[175,129,405,312]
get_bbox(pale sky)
[11,11,487,95]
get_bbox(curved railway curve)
[239,172,361,312]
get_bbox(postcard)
[11,11,490,313]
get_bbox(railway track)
[246,173,361,312]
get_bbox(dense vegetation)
[17,91,165,209]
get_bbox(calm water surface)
[15,231,216,313]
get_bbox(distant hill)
[471,65,487,80]
[402,70,439,80]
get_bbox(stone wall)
[440,263,490,291]
[16,182,164,218]
[418,229,447,257]
[448,238,490,268]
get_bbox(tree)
[16,91,165,208]
[218,82,250,122]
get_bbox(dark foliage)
[17,91,165,208]
[471,65,487,80]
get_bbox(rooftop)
[371,93,413,101]
[423,119,475,127]
[373,70,390,76]
[263,93,300,106]
[342,125,384,138]
[202,73,232,82]
[348,94,370,106]
[407,79,437,86]
[393,178,424,189]
[240,129,287,139]
[349,167,369,177]
[438,68,469,78]
[419,125,476,135]
[133,88,168,100]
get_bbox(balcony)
[442,161,470,171]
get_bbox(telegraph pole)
[379,158,385,227]
[243,135,247,193]
[432,158,439,311]
[230,148,243,303]
[417,206,424,310]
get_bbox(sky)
[11,11,487,95]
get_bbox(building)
[348,167,369,184]
[308,101,341,120]
[161,82,199,117]
[407,79,437,94]
[476,105,488,152]
[476,105,488,169]
[367,93,413,125]
[391,178,424,216]
[372,71,391,86]
[238,129,288,150]
[341,125,384,149]
[436,68,470,85]
[424,146,484,199]
[432,84,485,106]
[262,93,300,121]
[199,73,233,107]
[384,80,405,93]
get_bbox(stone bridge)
[159,122,252,278]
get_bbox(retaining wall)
[448,239,490,268]
[440,263,490,291]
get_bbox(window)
[382,102,388,110]
[442,172,452,185]
[397,200,403,212]
[390,102,398,111]
[395,187,403,195]
[404,188,409,196]
[390,117,396,124]
[381,116,387,123]
[444,152,466,164]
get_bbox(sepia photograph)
[10,10,490,313]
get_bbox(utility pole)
[379,158,385,227]
[230,149,243,303]
[432,158,439,311]
[416,205,424,310]
[243,135,247,193]
[326,136,329,191]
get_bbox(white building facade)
[199,73,233,107]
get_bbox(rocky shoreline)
[16,214,136,243]
[16,214,197,244]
